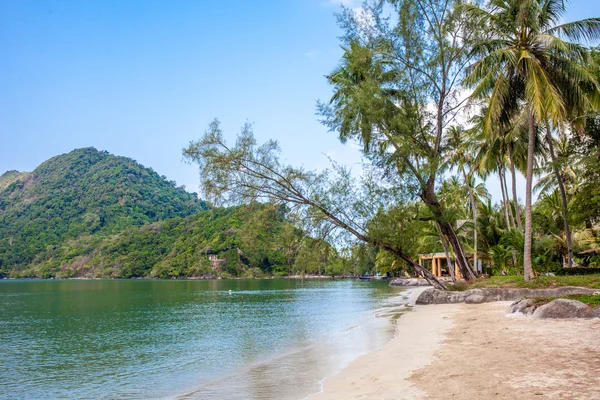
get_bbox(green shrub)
[556,267,600,276]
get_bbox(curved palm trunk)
[507,143,523,231]
[435,221,457,282]
[545,124,573,267]
[524,108,536,281]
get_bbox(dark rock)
[532,299,590,319]
[416,286,598,305]
[506,298,537,315]
[389,278,432,287]
[415,289,468,304]
[465,293,486,304]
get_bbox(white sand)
[309,300,600,400]
[411,302,600,399]
[307,302,460,400]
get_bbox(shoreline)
[0,275,373,281]
[307,290,459,400]
[310,300,600,399]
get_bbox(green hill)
[17,203,323,279]
[0,148,339,279]
[0,147,209,273]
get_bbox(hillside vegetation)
[14,203,338,279]
[0,147,210,274]
[0,148,342,279]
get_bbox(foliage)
[556,267,600,276]
[449,275,600,290]
[182,119,448,288]
[0,149,336,279]
[462,0,600,280]
[4,1,600,284]
[318,0,482,280]
[0,148,210,273]
[528,294,600,307]
[571,113,600,226]
[8,203,335,279]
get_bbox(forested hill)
[0,147,209,273]
[9,204,331,279]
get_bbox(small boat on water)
[358,276,371,280]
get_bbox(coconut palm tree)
[477,200,506,266]
[535,131,583,265]
[446,125,481,270]
[468,114,517,231]
[463,0,600,280]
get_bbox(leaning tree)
[183,120,448,289]
[318,0,485,280]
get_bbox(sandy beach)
[309,300,600,400]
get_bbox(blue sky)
[1,0,599,203]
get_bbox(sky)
[1,0,599,204]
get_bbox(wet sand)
[310,301,600,400]
[308,303,459,400]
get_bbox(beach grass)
[528,294,600,307]
[447,274,600,291]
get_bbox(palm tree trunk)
[498,161,512,230]
[524,108,536,281]
[502,166,517,229]
[500,162,519,267]
[545,124,573,267]
[435,222,457,282]
[507,143,523,231]
[463,171,478,275]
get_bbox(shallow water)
[0,279,407,399]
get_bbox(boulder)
[389,278,432,287]
[415,289,468,304]
[532,299,590,319]
[506,298,537,315]
[465,293,486,304]
[415,286,598,305]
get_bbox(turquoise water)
[0,279,407,399]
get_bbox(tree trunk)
[498,161,512,230]
[501,162,519,267]
[463,170,478,275]
[524,108,536,281]
[503,166,517,229]
[545,124,573,268]
[435,221,456,282]
[421,187,476,281]
[377,240,447,290]
[310,200,448,290]
[507,143,523,232]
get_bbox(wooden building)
[418,252,463,278]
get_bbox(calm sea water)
[0,279,408,399]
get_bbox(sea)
[0,278,411,399]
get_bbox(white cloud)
[304,50,319,59]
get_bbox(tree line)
[184,0,600,289]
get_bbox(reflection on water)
[0,279,406,399]
[181,312,395,400]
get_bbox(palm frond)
[546,18,600,43]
